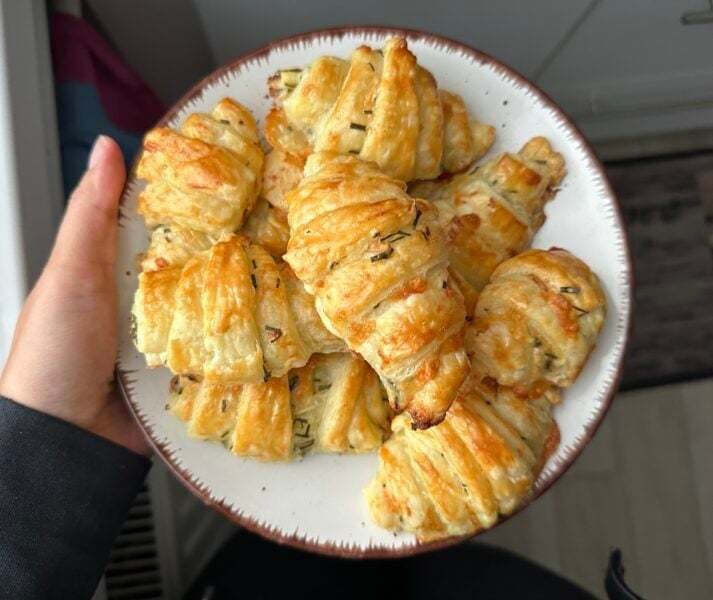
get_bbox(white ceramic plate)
[117,26,632,557]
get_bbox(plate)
[116,26,633,557]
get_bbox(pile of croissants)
[131,37,606,541]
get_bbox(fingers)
[50,136,126,271]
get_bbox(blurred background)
[1,1,712,598]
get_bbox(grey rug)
[605,151,713,389]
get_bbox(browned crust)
[117,25,634,559]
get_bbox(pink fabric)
[50,12,165,133]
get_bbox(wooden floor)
[480,378,713,599]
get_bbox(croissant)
[290,353,391,455]
[132,235,345,381]
[140,224,213,272]
[240,148,305,256]
[135,225,215,367]
[266,37,494,182]
[411,137,566,311]
[364,371,560,541]
[168,352,390,459]
[137,98,263,235]
[284,152,469,428]
[168,374,293,461]
[468,248,606,394]
[241,197,290,257]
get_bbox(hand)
[0,136,150,456]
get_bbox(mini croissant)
[364,371,560,541]
[266,37,494,182]
[132,235,345,380]
[284,152,469,428]
[469,248,606,394]
[290,353,391,455]
[411,137,566,311]
[168,374,293,461]
[168,352,390,459]
[137,98,263,235]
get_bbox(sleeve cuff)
[0,395,151,599]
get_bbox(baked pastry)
[266,37,494,181]
[132,235,345,381]
[139,148,301,262]
[168,351,390,459]
[411,137,566,311]
[290,353,391,455]
[262,149,305,212]
[140,224,213,272]
[468,248,606,394]
[241,197,290,257]
[131,266,182,367]
[364,371,560,541]
[137,98,263,235]
[168,374,293,461]
[284,152,469,428]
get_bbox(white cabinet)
[539,0,713,141]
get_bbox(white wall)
[191,0,592,80]
[0,0,64,367]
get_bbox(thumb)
[50,136,126,271]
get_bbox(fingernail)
[88,135,110,169]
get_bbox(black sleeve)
[0,396,151,600]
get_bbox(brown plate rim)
[117,24,634,559]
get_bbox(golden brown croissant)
[241,197,290,257]
[411,137,566,311]
[364,371,560,541]
[468,248,606,394]
[168,352,389,459]
[290,353,391,455]
[168,374,293,461]
[284,152,469,428]
[140,149,300,262]
[133,225,214,368]
[140,224,213,272]
[137,98,263,235]
[266,37,494,182]
[132,235,345,382]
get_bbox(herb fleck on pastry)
[266,37,493,182]
[284,152,470,429]
[137,98,264,235]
